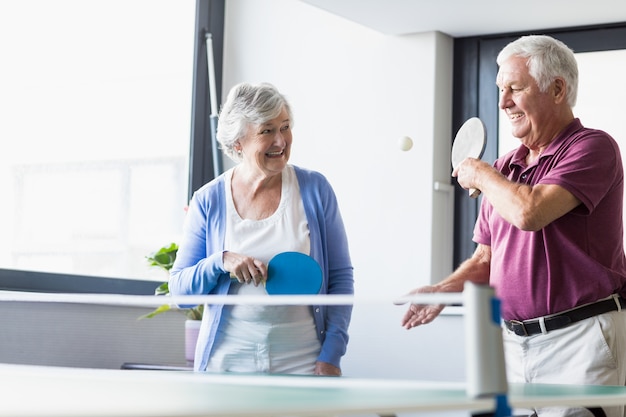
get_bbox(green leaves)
[154,282,170,296]
[185,304,204,320]
[139,243,203,321]
[137,303,172,320]
[146,243,178,271]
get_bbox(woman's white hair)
[497,35,578,107]
[216,82,293,162]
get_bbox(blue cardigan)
[170,165,354,371]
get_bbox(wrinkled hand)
[223,251,267,286]
[314,361,341,376]
[398,285,445,330]
[452,157,484,192]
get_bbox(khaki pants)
[503,310,626,417]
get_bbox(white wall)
[222,0,463,389]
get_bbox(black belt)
[504,296,626,337]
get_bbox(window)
[0,1,196,281]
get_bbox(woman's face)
[238,107,292,177]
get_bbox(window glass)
[0,0,194,281]
[575,50,626,237]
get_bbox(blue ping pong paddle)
[231,251,323,295]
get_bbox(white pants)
[205,303,321,375]
[503,310,626,417]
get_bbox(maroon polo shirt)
[474,118,626,321]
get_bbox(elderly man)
[401,35,626,417]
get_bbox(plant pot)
[184,319,201,364]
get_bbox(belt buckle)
[509,320,528,336]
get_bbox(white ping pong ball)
[398,136,413,151]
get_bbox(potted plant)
[140,242,203,363]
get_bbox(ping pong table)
[2,285,625,416]
[2,363,626,417]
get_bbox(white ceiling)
[301,0,626,37]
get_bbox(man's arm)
[400,244,491,329]
[455,158,581,231]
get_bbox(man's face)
[496,56,560,149]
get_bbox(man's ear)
[552,78,567,103]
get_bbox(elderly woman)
[170,82,354,376]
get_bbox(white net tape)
[0,291,464,307]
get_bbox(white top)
[206,165,320,374]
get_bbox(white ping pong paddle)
[231,251,323,295]
[451,117,487,198]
